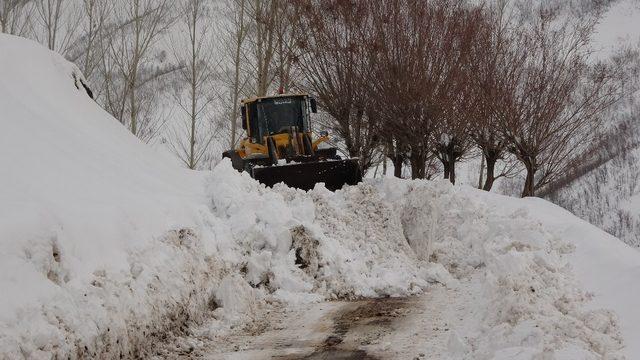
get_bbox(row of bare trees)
[291,0,634,197]
[2,0,636,195]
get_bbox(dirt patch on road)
[154,295,423,359]
[278,297,413,360]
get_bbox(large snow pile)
[207,164,426,302]
[377,179,640,358]
[2,34,640,360]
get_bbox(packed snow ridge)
[1,34,640,359]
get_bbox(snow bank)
[0,34,215,358]
[206,162,426,301]
[515,196,640,359]
[376,179,638,359]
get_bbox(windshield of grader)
[253,97,308,141]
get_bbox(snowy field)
[2,35,640,359]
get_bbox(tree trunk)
[478,155,485,189]
[230,0,245,147]
[130,0,141,136]
[483,152,497,191]
[440,142,456,185]
[130,82,137,135]
[393,155,403,178]
[189,49,197,168]
[521,160,536,197]
[440,159,456,184]
[410,152,425,179]
[382,154,387,176]
[442,161,450,180]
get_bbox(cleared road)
[150,283,472,359]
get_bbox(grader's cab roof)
[241,93,309,105]
[241,93,312,142]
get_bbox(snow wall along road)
[1,34,639,359]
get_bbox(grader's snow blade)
[251,158,362,191]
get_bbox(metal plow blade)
[251,159,362,191]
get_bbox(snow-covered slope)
[470,190,640,358]
[377,179,640,359]
[0,33,212,357]
[2,34,640,360]
[546,139,640,248]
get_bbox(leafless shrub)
[33,0,82,55]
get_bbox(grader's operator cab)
[244,95,313,141]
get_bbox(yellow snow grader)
[223,93,362,191]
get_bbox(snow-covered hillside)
[541,0,640,248]
[546,114,640,247]
[0,33,212,357]
[2,35,640,359]
[593,0,640,57]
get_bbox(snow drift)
[378,179,638,359]
[1,34,640,359]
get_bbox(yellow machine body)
[222,93,361,191]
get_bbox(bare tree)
[467,2,523,191]
[367,0,482,181]
[167,0,217,169]
[366,0,431,179]
[244,1,303,95]
[33,0,82,55]
[274,0,303,93]
[293,0,379,173]
[0,0,33,35]
[75,0,111,79]
[499,6,629,197]
[221,0,251,147]
[429,3,485,185]
[101,0,174,140]
[246,0,277,96]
